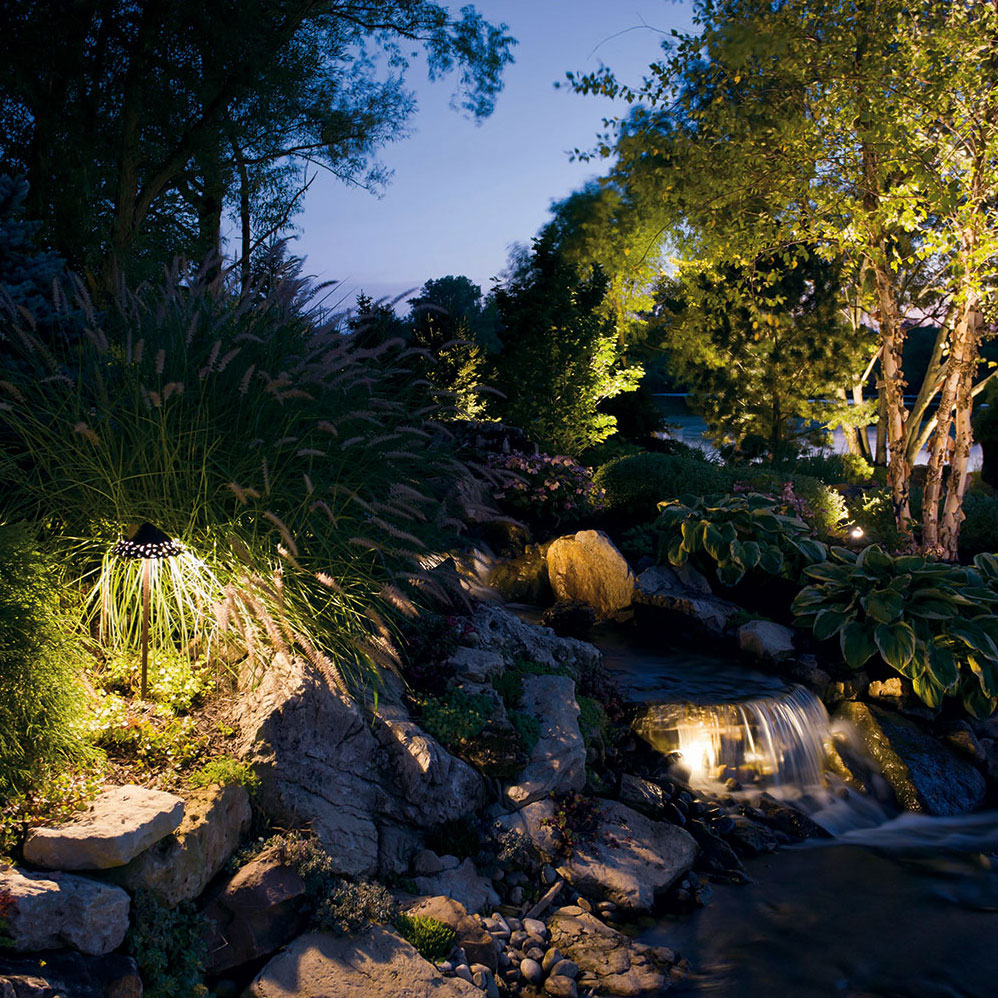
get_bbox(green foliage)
[395,913,456,962]
[593,452,734,521]
[794,453,875,486]
[539,791,603,857]
[92,698,205,771]
[96,648,215,715]
[491,232,641,455]
[642,493,827,587]
[127,891,211,998]
[488,451,605,527]
[793,546,998,717]
[508,709,541,753]
[0,525,95,797]
[958,494,998,559]
[415,690,493,751]
[189,756,260,792]
[1,265,478,695]
[577,696,609,752]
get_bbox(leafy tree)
[572,0,998,557]
[0,1,516,286]
[655,250,865,463]
[491,233,640,454]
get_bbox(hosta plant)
[793,546,998,717]
[645,493,827,586]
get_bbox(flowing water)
[595,624,998,998]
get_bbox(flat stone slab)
[23,785,185,870]
[634,566,741,634]
[245,929,483,997]
[497,799,697,912]
[1,865,130,955]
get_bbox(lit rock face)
[737,619,796,662]
[546,531,635,620]
[505,674,586,808]
[106,783,251,907]
[245,929,483,998]
[234,653,482,878]
[0,866,130,955]
[22,785,185,870]
[496,799,697,912]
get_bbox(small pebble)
[509,886,524,905]
[574,897,592,913]
[439,854,462,871]
[506,918,522,931]
[522,917,548,939]
[543,975,578,997]
[541,863,557,885]
[497,951,510,969]
[556,904,584,916]
[510,930,528,948]
[526,947,545,962]
[520,958,544,984]
[550,959,578,980]
[437,961,454,973]
[473,971,486,988]
[502,968,521,984]
[541,947,564,974]
[596,901,616,913]
[491,868,505,882]
[454,964,474,983]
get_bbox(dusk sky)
[290,1,695,310]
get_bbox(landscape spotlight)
[112,523,183,699]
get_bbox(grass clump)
[189,756,259,792]
[395,913,456,962]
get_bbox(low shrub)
[959,493,998,558]
[593,452,734,522]
[414,690,493,751]
[189,756,260,792]
[96,648,214,715]
[395,913,456,961]
[637,492,827,587]
[793,452,874,485]
[793,546,998,716]
[91,698,205,771]
[540,791,603,857]
[487,451,605,527]
[508,709,541,753]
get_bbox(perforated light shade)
[111,522,183,560]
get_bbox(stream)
[596,623,998,998]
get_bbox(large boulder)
[469,604,601,682]
[22,785,184,870]
[0,951,142,998]
[836,701,987,815]
[412,858,500,915]
[505,674,586,807]
[546,531,635,620]
[202,844,307,973]
[245,928,483,998]
[0,866,130,955]
[633,566,741,635]
[497,800,697,912]
[106,783,250,906]
[234,653,482,877]
[547,906,684,997]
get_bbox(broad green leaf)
[703,522,725,560]
[717,559,744,587]
[667,535,686,567]
[814,608,850,641]
[741,539,762,568]
[912,672,945,709]
[728,538,745,567]
[794,538,827,564]
[926,644,959,688]
[967,654,998,698]
[894,555,927,573]
[681,518,701,552]
[791,586,826,612]
[961,680,996,720]
[946,620,998,661]
[861,589,904,624]
[717,520,738,546]
[874,621,917,672]
[759,545,783,576]
[803,562,852,583]
[857,544,893,575]
[839,620,877,670]
[750,511,781,531]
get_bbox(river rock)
[468,604,601,684]
[633,566,741,634]
[737,620,796,661]
[506,674,586,807]
[548,907,682,997]
[202,844,307,972]
[413,858,500,915]
[106,783,250,906]
[0,866,130,955]
[836,701,987,815]
[245,928,482,997]
[497,799,697,912]
[22,785,184,870]
[617,774,670,820]
[406,896,496,970]
[0,951,142,998]
[546,531,635,619]
[234,653,481,877]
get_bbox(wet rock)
[406,896,497,972]
[737,620,796,662]
[496,799,697,912]
[245,929,481,997]
[836,701,987,815]
[201,844,307,973]
[106,783,251,906]
[753,793,832,840]
[942,723,985,762]
[727,816,779,857]
[505,674,586,807]
[413,858,500,914]
[540,601,596,641]
[0,951,141,998]
[0,866,130,955]
[633,566,741,635]
[23,785,184,870]
[617,774,669,820]
[548,907,682,996]
[546,530,635,620]
[469,604,602,684]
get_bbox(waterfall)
[633,685,831,792]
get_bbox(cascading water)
[633,684,831,793]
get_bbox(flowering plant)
[488,451,605,525]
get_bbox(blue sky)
[289,1,695,310]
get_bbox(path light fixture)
[111,522,184,699]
